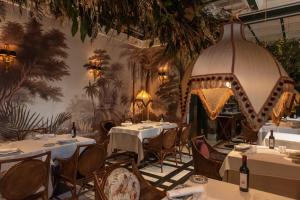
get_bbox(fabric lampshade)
[180,22,295,131]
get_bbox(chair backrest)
[78,142,107,177]
[0,151,51,200]
[241,121,258,143]
[162,128,177,149]
[180,124,192,143]
[100,120,116,133]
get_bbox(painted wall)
[0,4,181,139]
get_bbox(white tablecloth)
[0,135,95,197]
[162,178,292,200]
[108,122,177,163]
[258,124,300,144]
[262,132,300,150]
[219,146,300,199]
[110,122,177,142]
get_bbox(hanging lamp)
[181,22,294,131]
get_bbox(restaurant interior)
[0,0,300,199]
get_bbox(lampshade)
[135,90,152,107]
[180,22,294,131]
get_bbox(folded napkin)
[121,122,133,126]
[0,147,19,154]
[138,126,153,130]
[167,185,204,199]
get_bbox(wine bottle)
[240,155,249,192]
[269,130,275,149]
[71,122,76,138]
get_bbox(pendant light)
[181,22,294,131]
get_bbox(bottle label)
[269,139,274,147]
[240,173,248,189]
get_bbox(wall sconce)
[84,58,103,81]
[135,90,152,120]
[158,64,168,84]
[0,44,16,71]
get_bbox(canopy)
[180,22,295,131]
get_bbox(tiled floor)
[52,139,231,200]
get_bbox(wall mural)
[0,19,72,141]
[0,15,182,141]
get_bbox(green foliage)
[0,19,69,104]
[267,39,300,90]
[8,0,221,56]
[0,103,71,140]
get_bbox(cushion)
[104,168,140,200]
[195,139,210,159]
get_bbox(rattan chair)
[240,121,258,144]
[54,142,107,199]
[98,120,116,142]
[191,136,227,180]
[0,151,51,200]
[143,128,178,173]
[94,161,166,200]
[176,124,192,161]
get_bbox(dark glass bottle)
[71,122,76,138]
[269,130,275,149]
[240,155,249,192]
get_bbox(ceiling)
[207,0,300,42]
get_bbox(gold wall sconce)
[0,44,16,71]
[84,58,103,81]
[158,63,168,83]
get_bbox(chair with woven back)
[143,128,178,173]
[54,141,108,199]
[240,120,258,144]
[94,161,166,200]
[176,123,192,161]
[0,151,51,200]
[98,120,116,143]
[191,135,227,180]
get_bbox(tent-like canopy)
[180,22,295,131]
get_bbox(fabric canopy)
[180,22,295,131]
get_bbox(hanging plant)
[267,39,300,90]
[7,0,221,56]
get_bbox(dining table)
[162,177,293,200]
[0,134,96,197]
[262,131,300,150]
[219,145,300,199]
[107,121,177,164]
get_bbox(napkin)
[0,147,19,154]
[121,122,133,126]
[167,185,204,199]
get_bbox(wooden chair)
[143,128,178,173]
[0,151,51,200]
[240,121,258,144]
[176,124,192,161]
[191,136,227,180]
[94,161,166,200]
[54,142,108,199]
[98,120,116,142]
[217,116,234,140]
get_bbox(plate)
[57,139,77,144]
[169,184,193,200]
[235,143,251,151]
[43,143,56,147]
[189,175,208,184]
[0,148,21,155]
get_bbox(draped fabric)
[180,22,295,131]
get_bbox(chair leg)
[179,146,182,162]
[160,153,164,173]
[174,150,178,166]
[71,186,77,200]
[186,144,191,157]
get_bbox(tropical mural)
[0,4,183,141]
